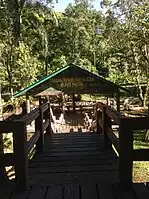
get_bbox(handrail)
[19,108,40,125]
[95,101,149,188]
[106,106,120,125]
[107,127,120,153]
[0,102,52,191]
[27,129,40,153]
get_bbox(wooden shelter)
[14,63,129,112]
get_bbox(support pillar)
[72,94,75,111]
[39,96,42,106]
[26,94,30,114]
[116,90,120,112]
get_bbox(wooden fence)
[0,102,51,191]
[0,101,149,191]
[96,102,149,188]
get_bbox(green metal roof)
[14,63,129,97]
[14,65,70,97]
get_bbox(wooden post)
[96,109,102,133]
[116,90,120,112]
[46,103,52,134]
[72,94,75,111]
[13,121,28,191]
[35,106,44,153]
[106,97,109,105]
[39,96,42,106]
[119,118,133,189]
[103,106,112,149]
[26,93,30,114]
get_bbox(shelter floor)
[1,132,149,199]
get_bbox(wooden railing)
[0,102,51,191]
[1,101,149,191]
[96,102,149,188]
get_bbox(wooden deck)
[1,132,149,199]
[2,182,149,199]
[28,132,118,185]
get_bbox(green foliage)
[0,0,149,106]
[14,43,44,89]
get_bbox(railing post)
[119,118,133,189]
[96,109,102,133]
[35,106,44,153]
[13,121,28,191]
[45,103,52,134]
[103,106,112,149]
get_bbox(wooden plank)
[46,136,103,140]
[45,141,103,145]
[98,184,116,199]
[30,153,117,162]
[63,184,80,199]
[29,171,119,184]
[45,185,63,199]
[40,102,48,113]
[34,151,117,158]
[118,117,149,130]
[20,108,40,125]
[49,133,102,136]
[33,150,117,158]
[81,183,98,199]
[45,138,103,143]
[43,147,104,153]
[29,164,118,174]
[113,183,135,199]
[48,132,101,136]
[0,153,15,166]
[43,119,50,132]
[0,187,12,199]
[0,121,18,133]
[106,106,120,125]
[133,149,149,161]
[29,160,117,169]
[44,142,103,147]
[45,134,103,142]
[27,130,40,153]
[115,187,133,199]
[27,186,47,199]
[132,183,149,199]
[10,187,31,199]
[45,135,104,140]
[107,127,120,153]
[45,140,103,145]
[43,146,104,152]
[45,135,103,139]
